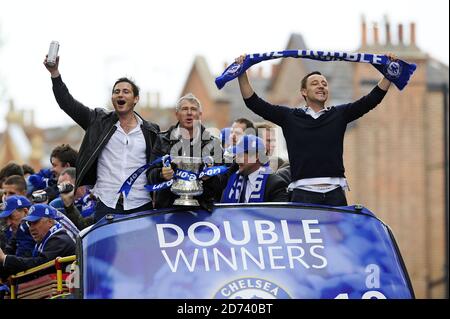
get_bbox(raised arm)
[377,77,392,91]
[44,54,61,79]
[339,52,395,123]
[376,52,396,92]
[43,55,93,130]
[236,55,255,99]
[235,55,291,126]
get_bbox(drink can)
[47,41,60,67]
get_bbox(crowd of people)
[0,51,396,283]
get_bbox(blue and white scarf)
[32,222,63,257]
[118,155,172,197]
[74,190,96,218]
[215,50,417,91]
[222,166,271,203]
[144,164,229,192]
[118,154,229,194]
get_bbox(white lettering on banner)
[159,245,327,273]
[310,245,328,269]
[157,219,327,272]
[221,279,264,297]
[188,222,220,247]
[241,246,265,270]
[202,248,210,272]
[223,221,251,245]
[335,264,387,299]
[157,224,184,248]
[213,248,238,271]
[268,246,286,270]
[286,246,309,269]
[255,220,278,244]
[335,290,387,299]
[158,219,324,246]
[280,220,302,244]
[161,249,199,272]
[362,291,387,299]
[365,264,381,289]
[302,220,322,243]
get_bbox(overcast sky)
[0,0,448,130]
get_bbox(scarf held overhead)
[215,50,417,91]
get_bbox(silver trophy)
[171,156,203,206]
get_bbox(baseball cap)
[0,195,32,218]
[22,204,62,222]
[232,135,266,155]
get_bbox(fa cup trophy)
[171,156,203,206]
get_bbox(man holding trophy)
[147,93,224,210]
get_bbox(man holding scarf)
[0,204,75,278]
[147,93,224,210]
[221,135,289,203]
[234,53,396,206]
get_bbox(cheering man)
[234,53,396,206]
[44,55,159,222]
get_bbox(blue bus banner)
[80,205,413,299]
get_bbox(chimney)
[410,22,416,46]
[373,22,379,45]
[384,16,391,45]
[398,23,404,45]
[361,15,367,47]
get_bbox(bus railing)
[8,255,76,299]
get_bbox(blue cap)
[22,204,62,222]
[232,135,266,155]
[0,195,32,218]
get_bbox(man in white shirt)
[44,55,159,222]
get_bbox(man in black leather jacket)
[147,93,224,210]
[44,55,159,222]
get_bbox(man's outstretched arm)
[236,55,255,99]
[235,54,290,126]
[44,55,93,130]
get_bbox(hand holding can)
[46,41,59,67]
